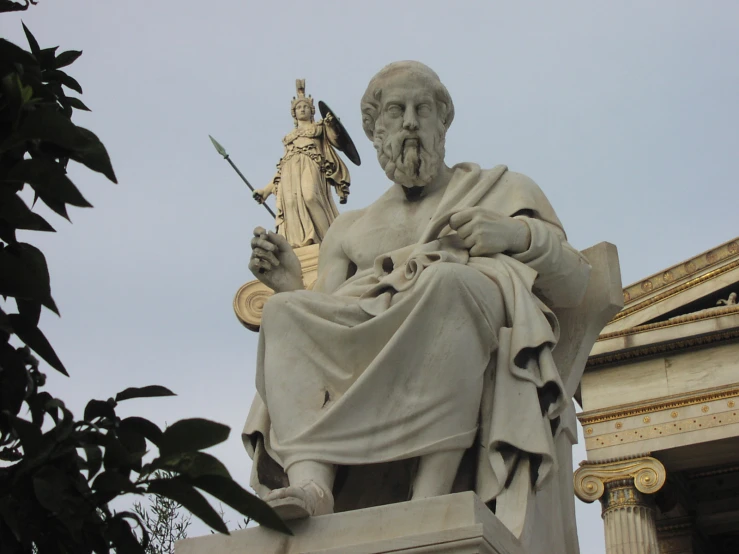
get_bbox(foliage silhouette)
[0,18,290,554]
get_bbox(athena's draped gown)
[270,122,350,247]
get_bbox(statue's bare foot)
[263,480,334,520]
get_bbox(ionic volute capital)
[573,455,666,503]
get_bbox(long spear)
[209,135,277,219]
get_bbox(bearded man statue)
[243,61,592,543]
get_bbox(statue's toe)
[264,481,333,520]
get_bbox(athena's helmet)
[291,79,316,126]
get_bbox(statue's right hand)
[253,190,265,204]
[249,227,304,292]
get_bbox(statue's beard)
[374,123,446,188]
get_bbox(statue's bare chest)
[342,197,441,270]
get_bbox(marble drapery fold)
[244,163,590,508]
[271,122,349,247]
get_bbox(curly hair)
[360,61,455,141]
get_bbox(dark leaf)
[158,418,230,457]
[8,314,66,375]
[115,385,176,402]
[102,435,134,471]
[16,298,41,325]
[8,158,92,210]
[6,107,117,183]
[33,466,70,514]
[188,474,292,535]
[66,96,91,111]
[0,191,56,232]
[10,415,42,457]
[84,399,116,422]
[0,242,58,313]
[147,478,228,534]
[21,22,39,56]
[0,39,37,79]
[37,46,58,70]
[83,445,103,480]
[0,352,26,416]
[119,416,162,445]
[149,451,231,479]
[43,69,82,94]
[118,425,146,457]
[54,49,82,69]
[107,513,145,554]
[92,470,141,503]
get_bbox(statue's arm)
[321,115,342,149]
[312,212,360,295]
[511,216,591,308]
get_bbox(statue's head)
[291,79,315,126]
[361,61,454,188]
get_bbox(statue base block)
[175,492,524,554]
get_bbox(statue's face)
[295,101,312,121]
[373,77,446,188]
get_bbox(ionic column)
[574,455,666,554]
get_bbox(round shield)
[318,100,361,166]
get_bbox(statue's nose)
[403,110,419,131]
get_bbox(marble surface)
[175,492,524,554]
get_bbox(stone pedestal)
[175,492,523,554]
[574,455,666,554]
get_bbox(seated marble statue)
[244,61,591,523]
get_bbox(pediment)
[590,237,739,362]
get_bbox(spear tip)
[209,134,229,158]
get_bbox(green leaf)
[188,475,292,535]
[8,314,67,375]
[115,385,176,402]
[149,451,231,479]
[147,478,228,534]
[0,242,58,313]
[54,50,82,69]
[158,418,230,456]
[119,416,162,445]
[8,158,93,215]
[22,22,40,56]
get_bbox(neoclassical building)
[575,237,739,553]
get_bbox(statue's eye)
[386,104,403,117]
[417,104,431,116]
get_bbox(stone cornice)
[618,237,738,310]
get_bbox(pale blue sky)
[2,1,738,550]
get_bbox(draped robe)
[271,122,350,247]
[244,163,591,509]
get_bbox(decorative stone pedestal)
[175,492,523,554]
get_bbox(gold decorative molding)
[586,328,739,368]
[578,385,739,426]
[596,304,739,342]
[574,455,666,503]
[619,238,739,308]
[234,244,320,331]
[612,258,739,324]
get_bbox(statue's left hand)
[449,207,531,257]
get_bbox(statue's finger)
[267,231,293,252]
[253,226,267,237]
[449,208,475,229]
[254,248,280,266]
[454,221,474,240]
[252,237,276,252]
